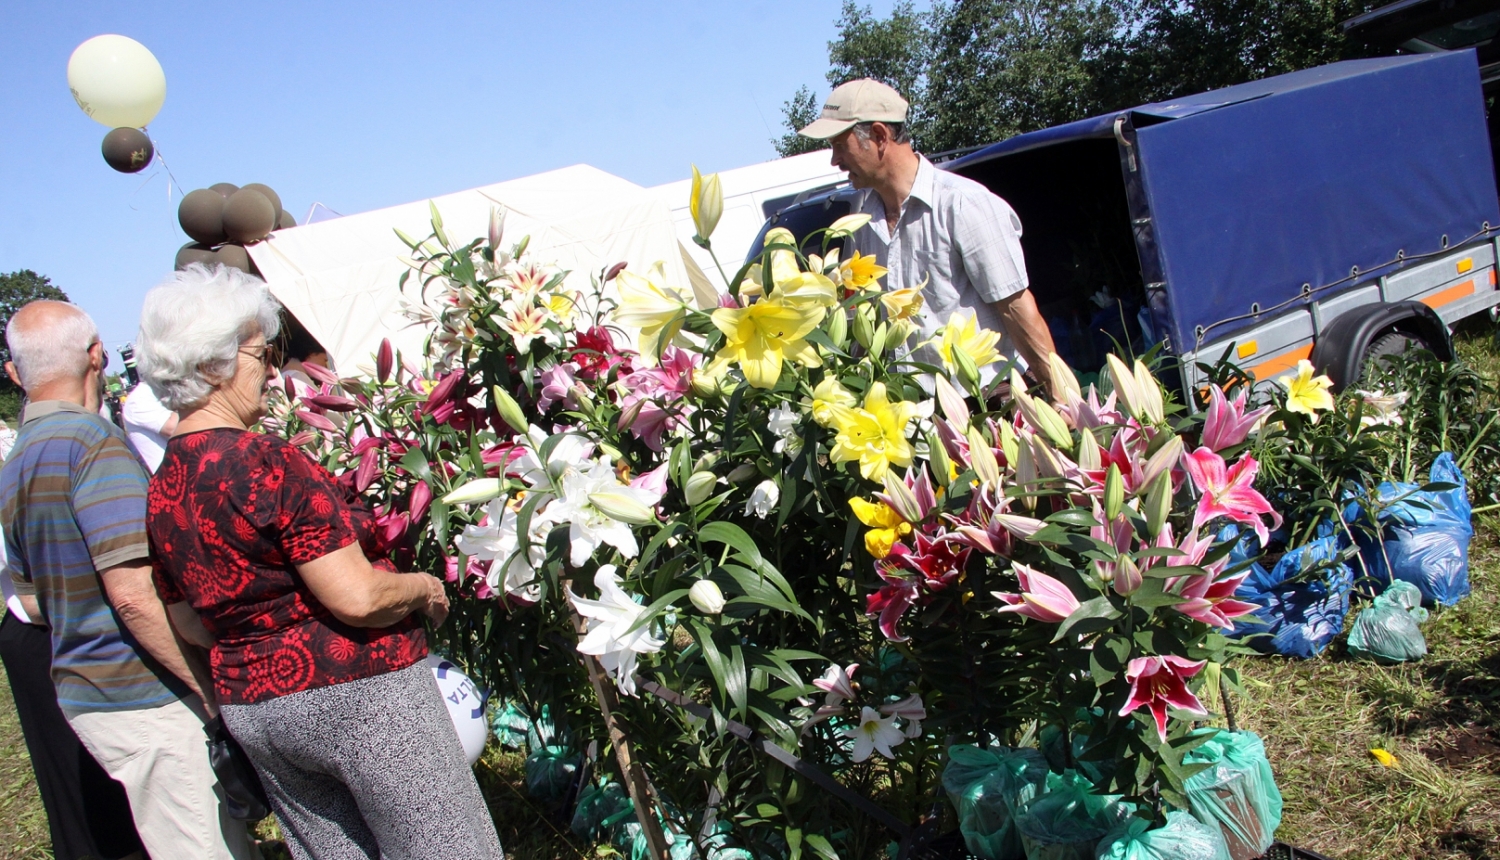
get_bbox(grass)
[0,664,51,860]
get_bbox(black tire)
[1359,329,1432,381]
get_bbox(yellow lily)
[880,279,925,321]
[807,377,858,427]
[840,251,888,292]
[762,227,803,285]
[826,213,873,238]
[775,271,839,310]
[690,165,723,245]
[935,311,1001,375]
[828,382,917,481]
[848,497,911,559]
[1283,359,1335,418]
[709,296,824,389]
[614,262,692,361]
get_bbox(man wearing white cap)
[799,78,1055,379]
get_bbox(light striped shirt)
[0,400,186,714]
[849,155,1031,366]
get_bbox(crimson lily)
[993,563,1082,623]
[866,532,969,640]
[1183,447,1282,547]
[1119,655,1209,741]
[1201,385,1270,452]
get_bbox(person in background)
[121,379,177,472]
[0,409,146,860]
[0,300,255,859]
[275,311,332,396]
[137,264,503,860]
[799,78,1057,380]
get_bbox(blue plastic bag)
[1182,730,1283,860]
[1226,523,1354,658]
[1353,452,1472,606]
[942,744,1049,859]
[1095,810,1225,860]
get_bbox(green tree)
[773,85,828,157]
[0,270,69,392]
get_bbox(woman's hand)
[418,574,450,626]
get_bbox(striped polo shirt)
[1,400,187,714]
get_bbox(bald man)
[0,301,255,859]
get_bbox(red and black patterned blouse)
[148,428,426,705]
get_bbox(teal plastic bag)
[570,779,630,840]
[1182,731,1283,860]
[1095,810,1225,860]
[1015,771,1132,860]
[941,744,1048,859]
[491,699,531,749]
[524,744,580,804]
[1348,581,1428,663]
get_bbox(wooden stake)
[582,654,672,860]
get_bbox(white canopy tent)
[246,164,718,373]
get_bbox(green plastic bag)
[571,779,630,840]
[491,699,531,749]
[942,744,1049,859]
[1182,731,1283,860]
[1348,581,1428,663]
[1015,770,1132,860]
[1095,810,1225,860]
[524,744,580,804]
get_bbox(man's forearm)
[991,289,1055,376]
[101,563,215,708]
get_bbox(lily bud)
[409,481,433,524]
[1144,470,1172,538]
[1139,435,1184,490]
[966,426,1001,486]
[927,429,953,487]
[954,343,981,393]
[1106,354,1148,422]
[689,579,726,615]
[684,471,718,506]
[1104,463,1125,521]
[487,205,505,252]
[826,213,873,238]
[492,385,530,435]
[869,322,889,358]
[588,490,657,526]
[690,165,723,246]
[1046,352,1081,405]
[442,477,503,505]
[1013,377,1073,451]
[998,419,1019,467]
[1076,427,1102,471]
[727,463,759,484]
[1113,554,1143,596]
[825,307,849,349]
[376,339,394,384]
[934,375,971,427]
[852,304,875,349]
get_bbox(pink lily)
[537,362,581,412]
[628,463,670,499]
[1119,655,1210,741]
[1183,447,1282,547]
[866,575,920,642]
[812,663,859,708]
[946,484,1044,556]
[876,468,939,524]
[1056,385,1123,431]
[1201,385,1270,452]
[1173,570,1260,630]
[879,693,927,738]
[408,481,433,524]
[375,338,394,384]
[993,563,1082,623]
[617,346,698,451]
[866,532,969,640]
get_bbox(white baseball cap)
[798,78,910,140]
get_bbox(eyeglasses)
[238,344,276,369]
[88,341,109,370]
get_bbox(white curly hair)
[136,264,282,412]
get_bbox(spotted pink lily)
[1201,385,1270,452]
[866,533,970,641]
[1119,655,1209,741]
[1183,447,1282,546]
[993,563,1082,623]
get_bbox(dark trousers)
[0,611,143,860]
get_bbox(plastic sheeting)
[246,164,720,373]
[1348,580,1429,663]
[1182,730,1283,860]
[1095,810,1225,860]
[1227,522,1354,659]
[942,744,1049,859]
[1352,452,1474,606]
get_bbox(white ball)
[67,35,166,129]
[426,654,489,765]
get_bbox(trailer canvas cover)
[950,50,1500,356]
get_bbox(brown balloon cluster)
[175,183,296,274]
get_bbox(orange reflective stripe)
[1246,344,1313,380]
[1420,279,1476,310]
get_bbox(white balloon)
[426,654,490,765]
[67,35,166,129]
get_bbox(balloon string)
[146,131,186,209]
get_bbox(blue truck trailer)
[757,49,1500,397]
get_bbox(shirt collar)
[906,155,938,210]
[21,400,95,425]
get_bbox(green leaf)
[400,447,433,483]
[728,644,748,717]
[698,522,800,606]
[1053,595,1121,642]
[805,834,840,860]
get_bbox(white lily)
[688,579,725,615]
[812,663,859,708]
[1354,389,1409,428]
[567,565,665,697]
[511,427,597,489]
[549,458,665,567]
[879,693,927,739]
[844,706,906,762]
[744,479,780,519]
[767,405,802,456]
[454,497,550,603]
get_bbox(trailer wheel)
[1359,330,1433,381]
[1308,301,1453,392]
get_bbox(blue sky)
[1,1,891,351]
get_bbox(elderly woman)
[136,265,504,860]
